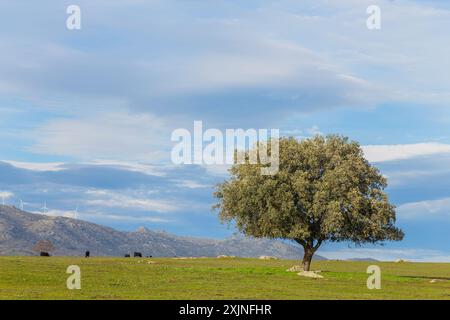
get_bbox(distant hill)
[0,206,326,260]
[347,258,379,262]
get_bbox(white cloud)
[305,125,322,136]
[282,125,323,139]
[0,191,14,201]
[397,197,450,220]
[151,37,375,102]
[175,180,211,189]
[86,160,167,177]
[3,159,168,177]
[43,209,79,219]
[29,110,172,162]
[362,143,450,163]
[3,160,65,172]
[84,189,178,213]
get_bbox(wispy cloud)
[29,111,171,162]
[175,180,211,189]
[84,189,179,213]
[362,143,450,163]
[4,159,169,177]
[3,161,66,172]
[397,197,450,220]
[0,191,14,200]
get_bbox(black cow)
[134,252,142,258]
[85,251,90,258]
[40,252,50,257]
[124,254,130,257]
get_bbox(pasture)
[0,257,449,299]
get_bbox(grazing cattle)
[124,254,130,257]
[85,251,90,258]
[40,251,50,257]
[146,255,153,258]
[134,252,142,258]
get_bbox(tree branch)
[295,238,307,247]
[313,239,323,251]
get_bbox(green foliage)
[214,135,403,269]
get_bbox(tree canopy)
[214,135,404,270]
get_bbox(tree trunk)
[302,246,314,271]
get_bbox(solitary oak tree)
[214,135,403,271]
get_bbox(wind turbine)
[41,202,48,215]
[19,199,24,211]
[73,203,79,219]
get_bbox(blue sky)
[1,0,450,261]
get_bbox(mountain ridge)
[0,206,326,260]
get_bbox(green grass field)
[0,256,449,299]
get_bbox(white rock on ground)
[297,271,324,279]
[429,279,441,283]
